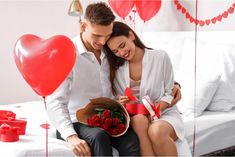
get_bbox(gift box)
[76,97,130,137]
[0,123,19,142]
[0,110,27,135]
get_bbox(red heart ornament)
[185,12,190,19]
[194,19,199,25]
[176,3,182,10]
[205,19,210,25]
[174,0,178,5]
[211,17,217,24]
[181,7,186,14]
[228,7,234,14]
[199,20,205,26]
[222,11,228,18]
[189,16,195,23]
[216,15,222,21]
[14,35,76,96]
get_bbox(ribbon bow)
[142,96,161,121]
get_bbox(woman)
[104,21,184,156]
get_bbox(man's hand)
[67,134,91,157]
[171,83,181,106]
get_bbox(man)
[46,2,139,156]
[46,2,181,156]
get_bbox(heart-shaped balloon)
[108,0,135,18]
[14,34,76,96]
[136,0,162,22]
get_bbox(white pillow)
[177,72,221,117]
[207,46,235,111]
[176,39,224,117]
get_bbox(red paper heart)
[14,35,76,96]
[222,11,228,18]
[233,2,235,8]
[205,19,210,25]
[177,3,182,10]
[185,12,190,19]
[211,17,217,24]
[194,19,199,25]
[174,0,178,5]
[216,15,222,21]
[181,7,186,14]
[199,20,205,26]
[189,16,195,23]
[228,7,234,14]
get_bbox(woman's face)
[107,34,136,61]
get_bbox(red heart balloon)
[108,0,135,18]
[14,35,76,96]
[136,0,162,22]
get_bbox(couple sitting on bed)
[46,2,184,156]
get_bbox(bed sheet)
[182,109,235,155]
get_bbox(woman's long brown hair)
[104,21,151,95]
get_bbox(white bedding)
[0,101,192,156]
[183,109,235,155]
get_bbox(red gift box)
[0,123,19,142]
[0,110,27,135]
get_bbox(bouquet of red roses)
[76,97,130,137]
[87,108,126,136]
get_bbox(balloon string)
[140,21,145,39]
[192,0,198,156]
[43,96,48,157]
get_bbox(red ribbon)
[124,88,161,119]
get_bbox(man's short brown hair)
[84,2,115,25]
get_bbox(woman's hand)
[118,96,130,106]
[67,134,91,157]
[171,83,182,106]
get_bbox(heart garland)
[174,0,235,26]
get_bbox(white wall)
[1,0,235,104]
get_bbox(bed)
[183,110,235,156]
[1,101,235,156]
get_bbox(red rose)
[112,117,120,126]
[117,123,125,133]
[101,124,108,130]
[104,118,112,127]
[102,109,111,118]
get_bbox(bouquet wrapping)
[76,97,130,137]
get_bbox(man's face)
[82,20,113,50]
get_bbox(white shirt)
[46,35,112,140]
[114,49,174,104]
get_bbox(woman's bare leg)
[131,114,155,156]
[148,120,178,156]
